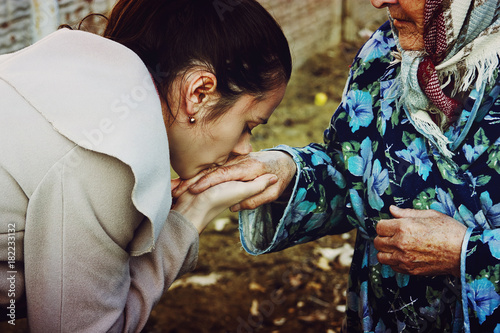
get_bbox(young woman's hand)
[172,174,278,233]
[172,151,297,211]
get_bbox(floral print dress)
[239,21,500,332]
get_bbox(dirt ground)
[0,41,364,333]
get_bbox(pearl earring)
[189,116,196,124]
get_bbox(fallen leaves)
[170,272,222,289]
[314,243,354,269]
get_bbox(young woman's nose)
[232,134,253,156]
[370,0,398,9]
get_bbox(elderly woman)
[179,0,500,331]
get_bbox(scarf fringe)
[436,43,500,96]
[411,110,454,158]
[392,79,454,158]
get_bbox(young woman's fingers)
[230,182,284,211]
[172,168,217,199]
[171,178,182,193]
[213,174,278,207]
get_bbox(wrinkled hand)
[374,205,467,277]
[173,151,297,211]
[172,174,278,233]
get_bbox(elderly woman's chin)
[398,33,424,51]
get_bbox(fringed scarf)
[391,0,500,158]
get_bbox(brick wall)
[0,0,388,67]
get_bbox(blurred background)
[0,1,387,332]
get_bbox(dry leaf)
[298,310,328,322]
[250,299,259,316]
[249,282,266,293]
[314,244,354,267]
[170,272,221,289]
[316,257,331,271]
[273,317,286,326]
[213,217,231,231]
[288,274,303,288]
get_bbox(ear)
[183,69,217,117]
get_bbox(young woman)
[0,0,291,331]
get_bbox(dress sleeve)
[239,142,353,255]
[461,227,500,331]
[23,147,199,332]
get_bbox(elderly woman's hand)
[374,205,467,277]
[173,151,297,211]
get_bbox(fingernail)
[231,204,241,212]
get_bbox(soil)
[0,41,364,333]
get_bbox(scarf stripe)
[418,0,461,121]
[424,0,448,63]
[418,57,461,120]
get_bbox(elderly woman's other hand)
[374,205,467,277]
[173,151,297,211]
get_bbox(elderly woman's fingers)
[190,151,296,196]
[188,154,269,194]
[374,208,467,276]
[389,205,442,218]
[375,218,399,237]
[373,232,394,252]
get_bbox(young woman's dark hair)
[103,0,292,122]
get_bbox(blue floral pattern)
[239,21,500,332]
[466,278,500,324]
[395,138,433,181]
[344,90,374,132]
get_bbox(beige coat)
[0,29,199,332]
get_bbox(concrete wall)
[259,0,387,67]
[0,0,388,66]
[0,0,114,54]
[0,0,32,53]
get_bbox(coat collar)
[0,29,171,255]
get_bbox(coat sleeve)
[461,227,500,331]
[23,147,199,333]
[239,142,353,255]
